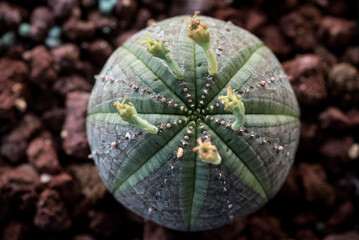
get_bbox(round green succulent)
[86,13,300,231]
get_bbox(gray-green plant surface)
[86,15,300,231]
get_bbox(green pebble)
[18,23,31,37]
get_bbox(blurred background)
[0,0,359,239]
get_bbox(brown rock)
[87,11,118,32]
[328,63,359,105]
[244,9,267,33]
[72,235,97,240]
[2,221,29,240]
[327,201,355,231]
[115,0,138,28]
[213,8,244,27]
[62,91,90,159]
[51,43,81,72]
[67,163,107,205]
[49,172,79,203]
[34,189,72,231]
[1,114,41,163]
[341,46,359,66]
[62,18,96,41]
[283,54,327,105]
[0,164,41,212]
[135,8,152,29]
[250,216,286,240]
[23,46,57,89]
[347,108,359,128]
[0,2,23,27]
[260,25,290,58]
[0,58,29,121]
[314,46,337,76]
[296,229,318,240]
[299,122,322,150]
[53,75,92,96]
[202,218,247,240]
[277,167,301,200]
[318,17,357,49]
[48,0,79,19]
[42,108,66,132]
[115,30,137,47]
[30,7,55,42]
[143,221,182,240]
[88,210,119,237]
[318,107,350,131]
[279,11,316,51]
[323,231,359,240]
[26,134,61,174]
[297,163,335,207]
[86,40,113,66]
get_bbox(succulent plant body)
[86,13,300,231]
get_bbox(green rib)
[113,124,189,192]
[203,44,264,106]
[112,122,188,194]
[122,44,188,105]
[88,98,187,116]
[205,124,268,199]
[206,98,299,117]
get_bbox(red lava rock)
[328,63,359,105]
[135,8,152,29]
[169,0,214,16]
[318,107,350,131]
[0,2,23,27]
[2,221,29,240]
[283,54,327,105]
[318,17,357,49]
[250,216,286,240]
[30,7,55,43]
[213,8,245,27]
[62,18,96,41]
[314,46,337,76]
[326,200,355,232]
[67,163,107,205]
[341,46,359,67]
[299,122,322,150]
[0,58,29,120]
[122,207,144,225]
[115,0,138,28]
[49,172,79,203]
[34,189,72,231]
[323,231,359,240]
[259,25,290,58]
[51,43,82,72]
[86,40,113,66]
[88,210,118,237]
[347,108,359,128]
[202,218,247,240]
[1,114,41,163]
[42,108,66,132]
[48,0,79,19]
[296,229,318,240]
[320,137,354,162]
[297,163,335,207]
[23,46,57,89]
[26,134,61,174]
[279,11,316,51]
[143,221,181,240]
[115,30,137,47]
[62,91,90,159]
[276,167,301,200]
[73,235,97,240]
[244,9,267,32]
[88,11,118,33]
[0,164,41,212]
[53,75,92,96]
[292,211,318,226]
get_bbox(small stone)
[348,143,359,160]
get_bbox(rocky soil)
[0,0,358,239]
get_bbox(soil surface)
[0,0,359,239]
